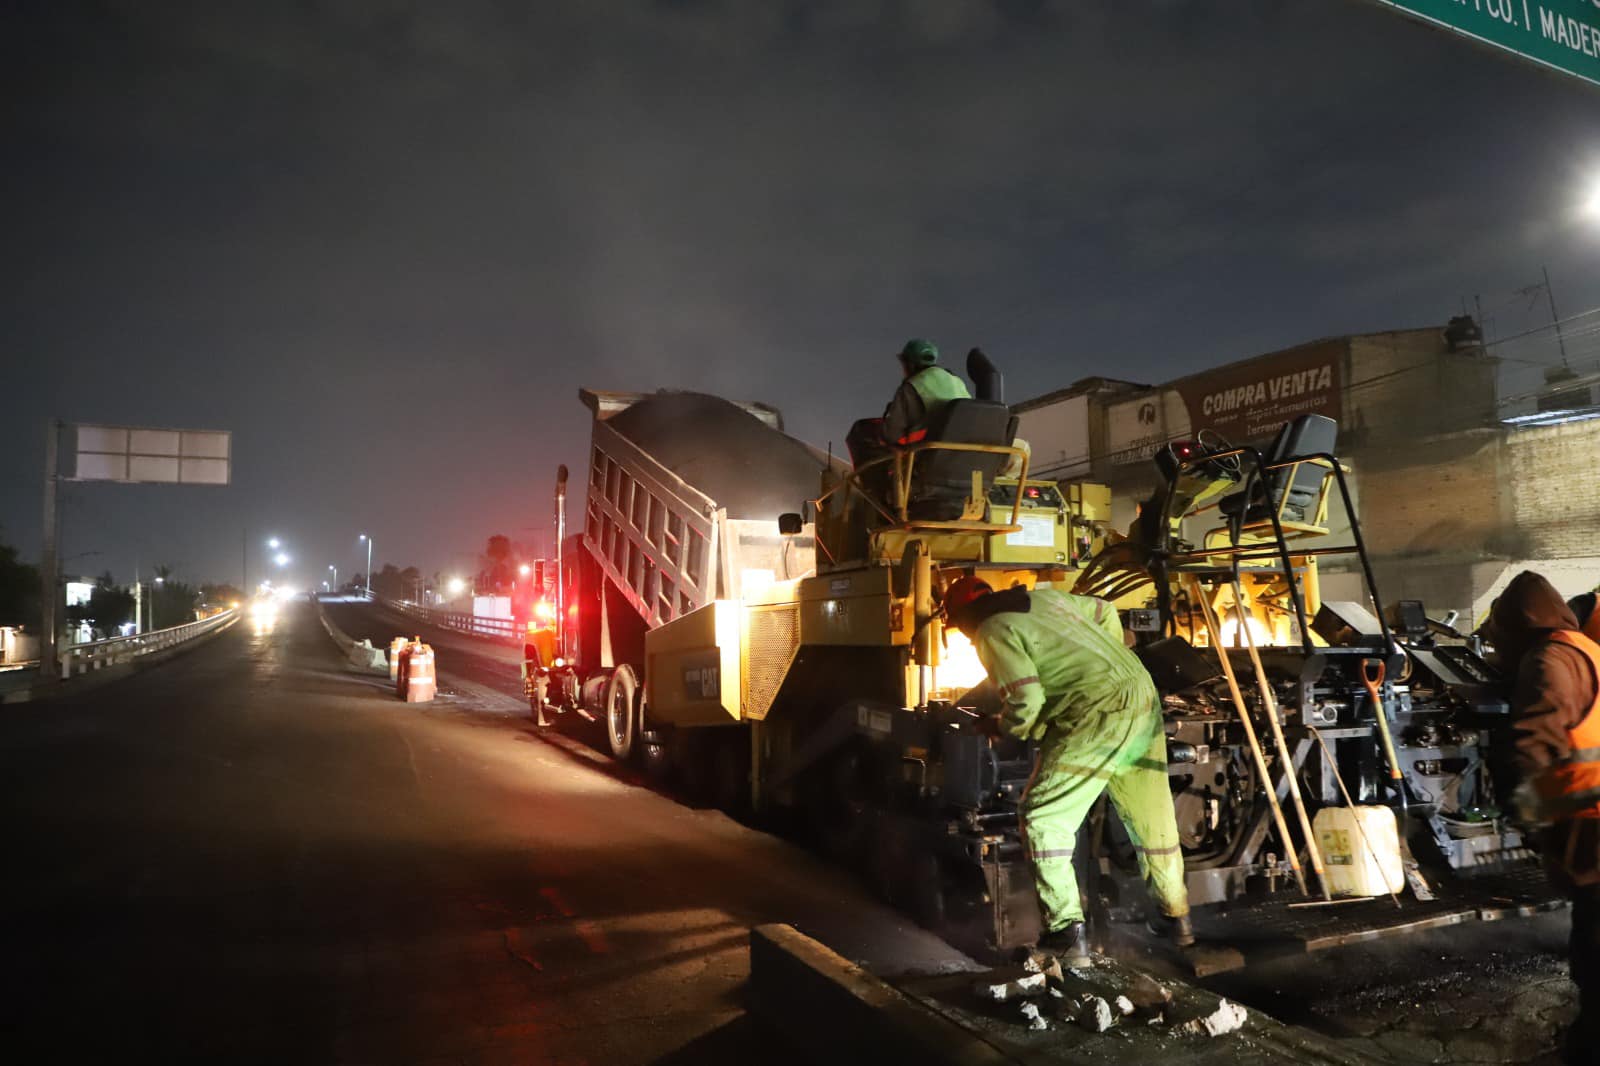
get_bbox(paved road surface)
[2,600,969,1064]
[329,598,1586,1063]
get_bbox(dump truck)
[520,387,834,762]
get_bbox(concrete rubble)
[1178,998,1248,1038]
[1074,994,1116,1033]
[1019,1001,1050,1031]
[974,971,1048,1002]
[973,954,1255,1040]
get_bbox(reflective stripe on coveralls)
[971,589,1189,930]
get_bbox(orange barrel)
[389,637,410,682]
[405,643,436,703]
[396,639,418,699]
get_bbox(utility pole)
[1542,265,1570,366]
[39,420,60,682]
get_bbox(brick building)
[1016,324,1600,624]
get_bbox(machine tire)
[808,745,873,862]
[605,666,639,762]
[710,732,751,818]
[908,852,947,930]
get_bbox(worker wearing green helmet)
[846,339,971,467]
[884,338,970,445]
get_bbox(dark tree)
[201,583,244,606]
[0,535,41,628]
[371,564,421,601]
[149,568,200,630]
[479,535,515,593]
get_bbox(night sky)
[4,1,1597,592]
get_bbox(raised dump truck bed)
[579,388,831,629]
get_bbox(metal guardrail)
[56,608,238,679]
[375,596,520,644]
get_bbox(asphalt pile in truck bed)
[607,390,840,520]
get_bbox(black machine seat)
[1217,413,1338,525]
[904,398,1019,520]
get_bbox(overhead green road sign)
[1368,0,1600,88]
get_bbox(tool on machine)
[1229,574,1331,901]
[1362,658,1404,786]
[1308,725,1402,908]
[1358,657,1434,900]
[1186,574,1309,896]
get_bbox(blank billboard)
[72,424,231,485]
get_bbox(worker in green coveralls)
[942,576,1193,966]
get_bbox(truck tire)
[605,665,638,762]
[641,726,672,784]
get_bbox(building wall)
[1506,417,1600,560]
[1013,325,1600,623]
[1343,330,1497,446]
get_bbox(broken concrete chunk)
[1114,995,1135,1017]
[974,971,1048,1002]
[1020,1001,1050,1031]
[1022,952,1067,984]
[1127,973,1175,1012]
[1076,995,1116,1033]
[1179,998,1247,1037]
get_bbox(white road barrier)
[313,598,390,675]
[57,609,239,679]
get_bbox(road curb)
[747,924,1020,1066]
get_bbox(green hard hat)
[899,338,939,368]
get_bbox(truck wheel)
[605,665,638,762]
[641,724,672,785]
[531,675,550,728]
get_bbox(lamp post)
[359,533,372,597]
[329,564,338,591]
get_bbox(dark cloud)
[3,1,1596,587]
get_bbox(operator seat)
[1217,413,1338,525]
[904,398,1019,521]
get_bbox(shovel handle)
[1363,658,1403,781]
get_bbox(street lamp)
[447,576,466,598]
[268,537,281,550]
[359,533,372,597]
[274,552,290,567]
[329,564,338,590]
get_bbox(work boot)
[1147,912,1196,948]
[1037,921,1092,969]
